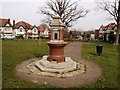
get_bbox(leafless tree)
[39,0,89,28]
[96,0,120,45]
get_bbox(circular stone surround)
[27,56,85,78]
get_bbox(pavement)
[15,42,102,87]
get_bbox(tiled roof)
[107,23,116,30]
[0,18,12,27]
[37,25,46,32]
[13,21,32,29]
[90,31,95,34]
[100,23,116,31]
[100,25,107,30]
[30,25,38,30]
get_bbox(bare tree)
[39,0,89,27]
[96,0,120,45]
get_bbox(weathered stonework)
[27,56,85,78]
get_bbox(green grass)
[2,40,56,88]
[80,41,119,88]
[2,40,119,88]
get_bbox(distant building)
[95,29,99,39]
[13,21,32,38]
[27,25,39,39]
[98,23,117,41]
[38,24,50,39]
[89,31,95,40]
[0,18,14,39]
[0,18,54,40]
[13,21,39,39]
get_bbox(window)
[34,29,36,32]
[20,28,22,32]
[54,33,58,39]
[5,26,10,31]
[5,28,7,31]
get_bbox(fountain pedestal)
[46,16,67,63]
[47,41,67,63]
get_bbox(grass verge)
[80,41,119,88]
[2,40,56,88]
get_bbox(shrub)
[98,36,104,41]
[108,33,115,43]
[15,35,24,39]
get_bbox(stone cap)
[50,16,65,27]
[47,40,67,44]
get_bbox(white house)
[0,18,14,39]
[13,21,32,38]
[98,23,117,41]
[27,25,39,39]
[0,18,48,39]
[89,31,95,40]
[38,24,50,38]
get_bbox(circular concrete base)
[15,58,102,87]
[27,56,85,77]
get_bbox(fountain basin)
[47,41,67,63]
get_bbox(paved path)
[16,42,102,87]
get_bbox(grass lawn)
[80,41,119,88]
[2,40,55,88]
[2,40,119,88]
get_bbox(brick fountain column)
[47,17,67,63]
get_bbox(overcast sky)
[0,0,115,31]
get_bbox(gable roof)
[100,25,107,30]
[30,25,38,30]
[38,24,47,32]
[99,23,116,31]
[0,18,12,27]
[13,21,32,29]
[107,23,116,30]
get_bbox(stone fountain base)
[27,56,85,78]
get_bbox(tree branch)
[39,0,89,27]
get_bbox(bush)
[95,35,99,40]
[15,35,24,39]
[28,36,32,39]
[98,36,104,41]
[108,33,115,43]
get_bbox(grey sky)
[0,0,115,31]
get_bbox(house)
[106,23,117,34]
[0,18,14,39]
[38,24,50,39]
[0,18,51,40]
[98,23,117,41]
[94,29,99,39]
[13,21,33,38]
[89,31,95,40]
[27,25,39,39]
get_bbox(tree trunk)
[114,23,120,45]
[69,34,73,42]
[104,33,107,42]
[114,1,120,45]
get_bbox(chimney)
[12,20,15,29]
[13,20,15,26]
[8,18,10,22]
